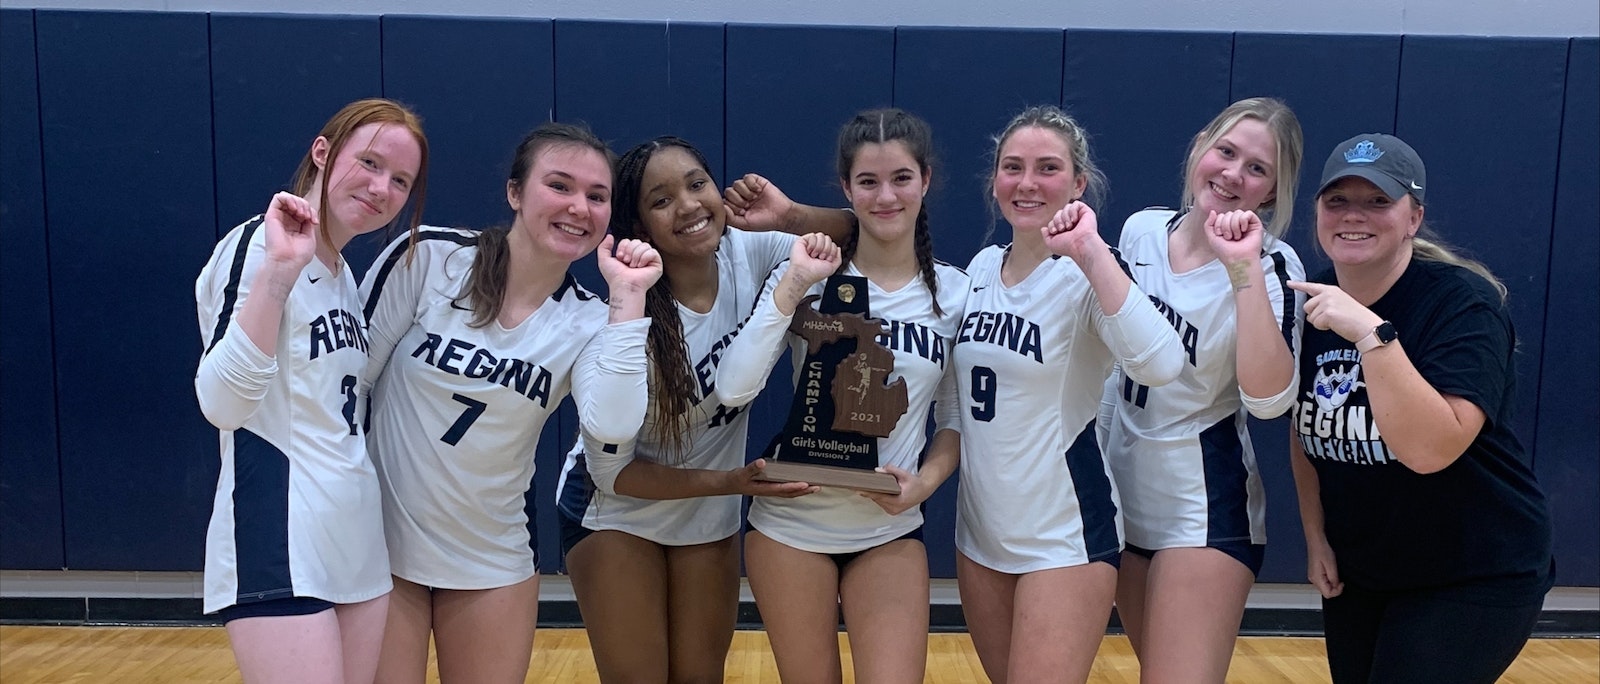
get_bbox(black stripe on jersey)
[206,216,265,354]
[738,257,793,329]
[231,428,296,604]
[1063,419,1122,560]
[1199,414,1253,543]
[552,272,597,302]
[1162,209,1184,233]
[361,229,476,321]
[556,452,596,520]
[931,258,968,276]
[1107,246,1135,281]
[1266,251,1295,348]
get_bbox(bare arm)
[1289,429,1343,598]
[1231,263,1296,402]
[1358,343,1487,473]
[1205,211,1299,414]
[723,173,856,245]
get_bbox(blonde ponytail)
[1412,229,1508,303]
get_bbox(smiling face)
[1186,117,1279,218]
[992,125,1087,233]
[1315,176,1423,272]
[635,145,726,260]
[508,144,613,265]
[309,122,423,237]
[842,140,929,245]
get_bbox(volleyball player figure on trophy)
[758,274,906,493]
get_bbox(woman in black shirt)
[1286,133,1553,684]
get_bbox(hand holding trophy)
[756,274,908,494]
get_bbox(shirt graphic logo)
[1312,363,1364,413]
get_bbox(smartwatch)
[1356,320,1397,353]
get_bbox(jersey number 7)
[442,393,488,446]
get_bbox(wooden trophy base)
[757,461,900,494]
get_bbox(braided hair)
[835,108,945,318]
[611,137,715,458]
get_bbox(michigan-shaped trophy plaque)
[757,275,906,494]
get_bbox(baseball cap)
[1317,133,1426,204]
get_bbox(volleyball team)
[194,95,1553,684]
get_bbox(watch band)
[1356,321,1396,353]
[1355,330,1382,353]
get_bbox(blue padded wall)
[209,14,382,238]
[551,19,726,307]
[1538,38,1599,587]
[1395,36,1568,463]
[892,25,1066,578]
[1229,32,1403,583]
[893,26,1064,268]
[1062,30,1235,243]
[378,16,555,275]
[725,24,895,207]
[553,20,726,179]
[0,9,66,570]
[36,10,218,570]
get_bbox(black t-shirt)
[1293,257,1552,600]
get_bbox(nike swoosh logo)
[1134,262,1152,267]
[971,286,987,292]
[1409,182,1423,190]
[308,275,323,284]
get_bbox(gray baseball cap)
[1317,133,1426,204]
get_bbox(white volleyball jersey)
[195,215,389,613]
[954,244,1183,573]
[556,228,795,546]
[719,260,969,554]
[1101,209,1304,551]
[361,227,648,589]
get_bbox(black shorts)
[558,509,592,567]
[1124,540,1265,577]
[826,526,925,573]
[214,595,334,623]
[747,522,925,574]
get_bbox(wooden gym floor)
[1,626,1595,683]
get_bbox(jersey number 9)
[970,366,997,422]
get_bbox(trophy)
[756,274,907,494]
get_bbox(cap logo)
[1344,140,1384,164]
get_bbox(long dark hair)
[452,122,615,328]
[612,137,713,457]
[835,108,944,318]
